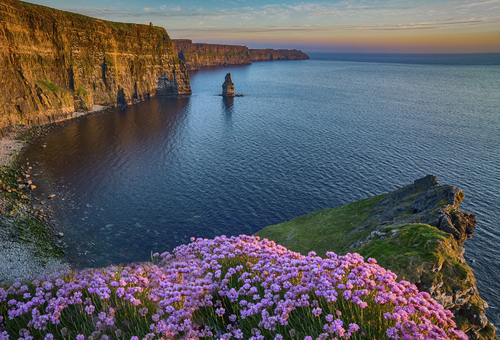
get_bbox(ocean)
[24,52,500,326]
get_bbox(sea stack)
[222,73,235,97]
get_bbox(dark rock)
[362,175,475,246]
[414,174,439,189]
[222,73,235,97]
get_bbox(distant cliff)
[172,39,309,71]
[0,0,191,132]
[172,40,251,70]
[249,48,310,62]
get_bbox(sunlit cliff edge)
[0,0,191,132]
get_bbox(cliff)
[249,48,311,62]
[172,39,251,70]
[0,0,191,132]
[172,39,309,70]
[256,175,497,340]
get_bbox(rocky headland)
[256,175,497,339]
[0,0,191,134]
[172,39,309,71]
[249,48,311,62]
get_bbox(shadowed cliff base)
[256,175,498,339]
[0,0,191,134]
[172,39,310,71]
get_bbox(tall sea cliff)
[0,0,191,132]
[172,39,309,70]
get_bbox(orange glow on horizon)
[179,28,500,54]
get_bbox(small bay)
[24,53,500,326]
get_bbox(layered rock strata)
[0,0,191,133]
[172,40,251,70]
[222,73,235,97]
[172,39,309,71]
[249,48,311,62]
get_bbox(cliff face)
[256,175,497,340]
[249,48,310,62]
[0,0,191,131]
[172,40,251,70]
[172,39,309,71]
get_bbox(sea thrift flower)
[0,235,467,340]
[85,305,95,314]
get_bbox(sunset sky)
[28,0,500,53]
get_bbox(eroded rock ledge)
[352,176,494,339]
[353,175,476,247]
[0,0,191,133]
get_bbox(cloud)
[169,18,494,36]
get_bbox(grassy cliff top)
[15,0,169,36]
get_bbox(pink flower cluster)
[0,235,468,340]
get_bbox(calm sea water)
[24,53,500,326]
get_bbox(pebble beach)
[0,128,69,285]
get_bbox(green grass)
[35,79,64,93]
[74,86,90,96]
[255,194,387,256]
[355,223,473,291]
[256,197,477,299]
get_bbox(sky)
[28,0,500,53]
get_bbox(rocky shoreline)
[0,126,70,285]
[0,106,110,285]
